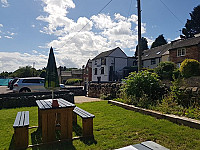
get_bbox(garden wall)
[0,91,74,109]
[88,83,122,98]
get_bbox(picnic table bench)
[116,141,169,150]
[73,106,95,137]
[13,111,29,149]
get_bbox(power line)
[159,0,184,25]
[65,0,114,43]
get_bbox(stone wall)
[88,83,122,98]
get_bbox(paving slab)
[74,96,102,104]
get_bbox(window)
[95,60,97,65]
[151,58,156,65]
[177,48,186,57]
[101,58,106,65]
[94,68,97,75]
[101,67,104,74]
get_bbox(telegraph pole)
[137,0,142,71]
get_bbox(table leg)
[60,108,73,140]
[38,108,42,128]
[42,113,48,143]
[47,112,56,142]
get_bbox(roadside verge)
[108,100,200,129]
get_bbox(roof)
[169,36,200,50]
[92,47,121,60]
[142,43,171,60]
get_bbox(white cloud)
[34,0,148,69]
[0,52,48,72]
[0,24,3,27]
[0,35,1,38]
[0,0,148,72]
[32,24,36,28]
[1,0,9,7]
[4,35,12,39]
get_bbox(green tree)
[135,37,149,57]
[155,61,177,80]
[151,34,167,49]
[10,66,37,78]
[0,71,12,78]
[182,5,200,38]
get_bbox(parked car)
[13,77,47,93]
[9,78,18,90]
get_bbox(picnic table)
[36,98,75,142]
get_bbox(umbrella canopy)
[45,47,59,89]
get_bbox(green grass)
[1,101,200,149]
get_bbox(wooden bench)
[13,111,29,149]
[116,141,169,150]
[73,107,95,137]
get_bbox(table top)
[36,98,75,110]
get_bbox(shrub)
[122,70,164,108]
[179,59,200,78]
[65,78,82,85]
[155,61,177,80]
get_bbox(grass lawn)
[1,101,200,150]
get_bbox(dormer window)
[177,48,186,57]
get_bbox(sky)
[0,0,199,72]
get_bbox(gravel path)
[74,96,102,104]
[0,86,12,94]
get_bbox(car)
[13,77,47,93]
[9,78,18,90]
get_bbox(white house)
[92,47,133,82]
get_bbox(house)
[91,47,135,82]
[142,43,171,69]
[169,35,200,67]
[57,68,83,84]
[83,59,92,83]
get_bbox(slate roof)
[169,36,200,50]
[142,43,171,60]
[92,47,121,60]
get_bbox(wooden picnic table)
[36,98,75,142]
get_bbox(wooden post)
[82,118,94,137]
[14,127,28,149]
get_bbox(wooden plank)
[13,112,21,128]
[132,144,151,150]
[42,113,48,143]
[36,100,45,109]
[38,108,42,128]
[41,100,52,109]
[67,108,73,139]
[14,127,28,149]
[19,111,24,127]
[24,111,29,127]
[115,145,138,150]
[141,141,169,150]
[73,107,95,118]
[47,112,56,142]
[60,109,68,140]
[82,118,93,137]
[59,99,75,107]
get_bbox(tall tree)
[10,66,38,78]
[182,5,200,38]
[151,34,167,49]
[135,37,149,57]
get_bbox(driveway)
[0,86,12,94]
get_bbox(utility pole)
[137,0,142,71]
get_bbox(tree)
[151,34,167,49]
[182,5,200,38]
[135,37,149,57]
[10,66,38,78]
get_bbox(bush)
[179,59,200,78]
[65,78,82,85]
[122,70,164,108]
[155,61,177,80]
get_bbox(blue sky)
[0,0,199,72]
